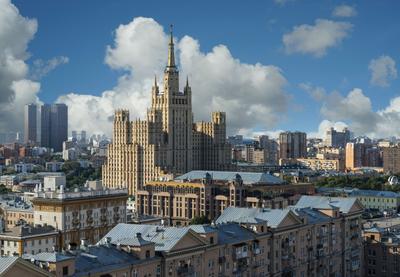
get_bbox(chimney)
[80,239,87,251]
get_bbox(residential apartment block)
[363,219,400,277]
[0,224,58,256]
[137,170,315,225]
[31,184,128,248]
[383,146,400,173]
[21,195,363,277]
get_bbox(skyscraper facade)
[102,27,231,195]
[41,103,68,152]
[24,103,37,144]
[324,127,351,148]
[279,131,307,160]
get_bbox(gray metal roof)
[290,207,331,224]
[0,224,57,238]
[99,223,195,252]
[23,252,73,263]
[216,223,256,245]
[216,206,298,228]
[188,225,217,234]
[294,195,358,214]
[0,256,18,275]
[175,170,284,185]
[349,189,400,198]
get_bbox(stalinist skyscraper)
[102,26,231,195]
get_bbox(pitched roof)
[215,206,300,228]
[23,252,73,263]
[0,224,57,238]
[0,256,19,275]
[290,207,331,224]
[294,195,359,214]
[99,223,202,252]
[216,223,256,245]
[175,170,283,185]
[349,189,400,198]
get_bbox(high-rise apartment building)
[24,104,37,144]
[102,27,231,195]
[345,142,364,170]
[346,142,382,170]
[324,127,351,148]
[40,103,68,152]
[279,131,307,160]
[383,146,400,173]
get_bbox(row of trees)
[62,161,101,188]
[314,174,400,192]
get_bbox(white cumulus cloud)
[58,17,290,136]
[31,56,69,80]
[369,55,397,87]
[332,5,357,18]
[0,0,40,133]
[299,82,326,101]
[283,19,353,57]
[314,87,400,138]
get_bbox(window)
[62,266,69,276]
[210,237,214,244]
[146,250,150,258]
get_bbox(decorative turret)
[184,76,191,95]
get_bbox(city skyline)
[0,0,399,140]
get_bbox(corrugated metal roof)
[23,252,73,263]
[99,224,193,252]
[175,170,283,185]
[290,207,331,224]
[294,195,358,214]
[216,206,296,228]
[0,256,18,274]
[216,223,255,245]
[350,189,400,198]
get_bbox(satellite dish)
[388,176,399,186]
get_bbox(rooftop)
[0,224,57,238]
[0,256,18,275]
[294,195,361,214]
[215,206,301,228]
[175,170,284,185]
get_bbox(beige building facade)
[102,27,231,195]
[31,186,128,248]
[137,171,315,226]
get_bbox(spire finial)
[186,75,189,87]
[154,74,157,86]
[167,24,175,68]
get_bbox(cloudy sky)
[1,0,400,139]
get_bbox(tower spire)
[167,24,175,68]
[186,76,189,87]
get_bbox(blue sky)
[2,0,400,138]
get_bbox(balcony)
[350,233,359,240]
[350,222,359,229]
[177,265,195,276]
[316,249,324,259]
[233,250,248,260]
[351,261,360,271]
[351,249,360,257]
